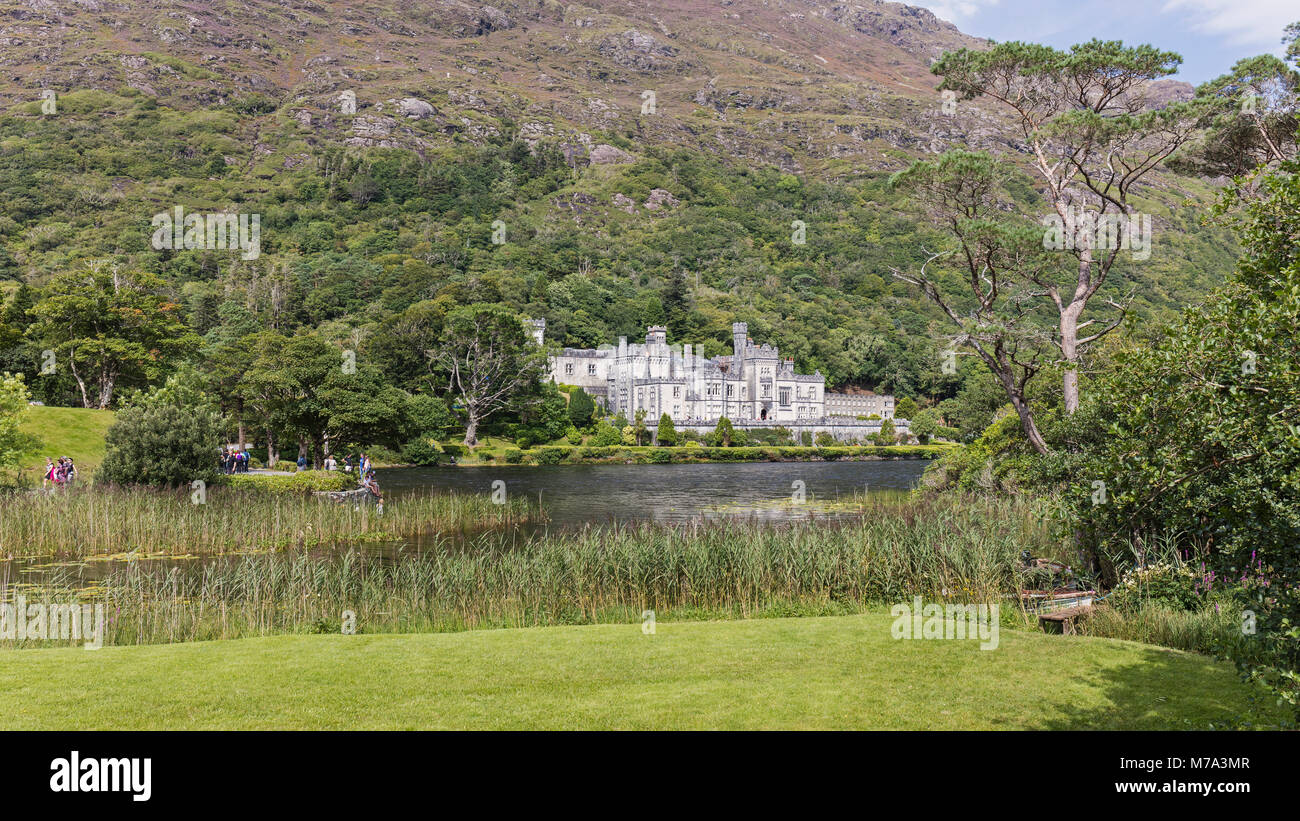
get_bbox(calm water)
[4,460,930,588]
[379,460,929,527]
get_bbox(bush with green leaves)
[1108,562,1206,612]
[591,421,622,446]
[97,402,225,488]
[400,437,442,466]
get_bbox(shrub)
[591,421,622,447]
[532,447,566,465]
[97,403,224,488]
[1110,562,1206,612]
[504,449,525,464]
[401,438,442,466]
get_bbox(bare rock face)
[397,97,437,119]
[643,188,679,211]
[820,0,967,57]
[589,143,632,164]
[598,29,680,72]
[348,115,400,147]
[612,192,636,213]
[1144,79,1195,109]
[479,5,514,32]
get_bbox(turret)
[524,318,545,346]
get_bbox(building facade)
[540,320,899,433]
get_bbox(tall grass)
[0,486,540,557]
[55,494,1053,646]
[1080,603,1250,657]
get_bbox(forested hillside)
[0,0,1236,442]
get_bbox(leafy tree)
[567,387,596,428]
[1181,53,1298,177]
[633,408,649,446]
[512,381,570,444]
[28,262,197,408]
[874,418,897,445]
[407,394,453,439]
[890,151,1058,453]
[894,396,918,419]
[0,372,39,481]
[708,416,736,447]
[930,40,1202,417]
[656,412,677,445]
[910,409,938,444]
[429,304,546,446]
[1068,155,1300,714]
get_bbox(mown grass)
[0,612,1284,730]
[28,494,1054,646]
[18,405,114,474]
[0,485,540,558]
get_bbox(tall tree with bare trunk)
[429,304,546,447]
[890,151,1058,454]
[932,39,1202,415]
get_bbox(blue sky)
[912,0,1296,83]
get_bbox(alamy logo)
[150,206,261,260]
[890,596,999,650]
[1041,207,1151,261]
[50,752,151,801]
[0,596,104,649]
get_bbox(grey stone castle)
[530,319,902,439]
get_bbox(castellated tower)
[524,318,545,346]
[732,322,748,371]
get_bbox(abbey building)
[532,320,896,427]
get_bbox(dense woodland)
[0,75,1240,460]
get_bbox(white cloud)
[1161,0,1295,48]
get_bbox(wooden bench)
[1038,604,1093,635]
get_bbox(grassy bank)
[18,405,114,474]
[0,612,1282,729]
[0,485,540,558]
[35,494,1051,645]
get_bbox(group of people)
[42,456,78,489]
[219,449,250,474]
[306,452,372,475]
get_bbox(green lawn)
[0,613,1279,730]
[19,404,114,473]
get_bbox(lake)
[378,459,930,527]
[2,460,931,589]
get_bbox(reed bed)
[0,486,540,558]
[57,494,1053,646]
